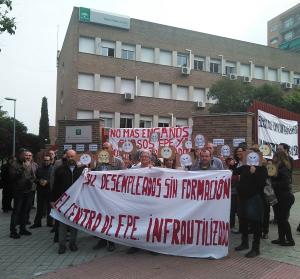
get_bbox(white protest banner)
[109,127,192,155]
[51,168,231,259]
[258,110,299,159]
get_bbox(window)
[140,81,154,97]
[100,76,115,93]
[240,64,250,77]
[193,88,205,102]
[141,47,154,63]
[160,50,172,66]
[284,31,293,41]
[254,66,264,79]
[210,59,220,73]
[225,66,235,75]
[281,71,289,83]
[101,47,114,57]
[194,56,204,71]
[139,116,152,128]
[283,17,294,29]
[79,36,95,54]
[268,68,277,81]
[100,112,114,128]
[270,24,278,32]
[121,44,135,60]
[176,118,188,127]
[177,86,188,101]
[120,114,133,128]
[78,73,94,90]
[122,49,135,60]
[158,117,170,127]
[294,73,300,85]
[101,40,115,57]
[177,53,188,67]
[77,110,93,119]
[159,83,172,99]
[294,78,300,85]
[121,79,135,94]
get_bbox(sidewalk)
[0,192,299,279]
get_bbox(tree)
[0,0,16,35]
[0,106,27,159]
[208,78,255,113]
[0,106,43,160]
[283,89,300,114]
[252,84,284,108]
[208,79,287,113]
[39,97,50,144]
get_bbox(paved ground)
[0,192,299,279]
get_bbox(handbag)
[264,178,278,206]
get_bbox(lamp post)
[5,97,16,157]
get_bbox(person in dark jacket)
[1,156,14,212]
[51,149,85,254]
[233,155,268,258]
[30,155,53,228]
[271,151,295,246]
[9,148,35,239]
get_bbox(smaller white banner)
[233,138,245,147]
[76,144,85,152]
[258,110,298,159]
[213,139,224,146]
[89,144,98,152]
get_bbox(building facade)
[56,7,300,129]
[268,3,300,53]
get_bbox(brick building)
[268,3,300,53]
[56,7,300,130]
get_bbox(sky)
[0,0,299,134]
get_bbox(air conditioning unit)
[196,101,205,108]
[124,92,134,101]
[282,82,292,89]
[243,76,251,83]
[181,66,191,75]
[229,73,237,80]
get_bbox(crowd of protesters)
[0,141,299,258]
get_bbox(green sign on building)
[79,7,90,22]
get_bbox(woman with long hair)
[271,151,295,246]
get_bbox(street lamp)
[5,97,16,157]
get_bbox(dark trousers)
[10,192,33,233]
[2,185,13,211]
[26,191,35,223]
[230,194,238,228]
[262,195,270,234]
[239,217,261,247]
[273,192,295,242]
[34,190,52,226]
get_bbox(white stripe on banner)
[51,167,231,259]
[258,110,299,159]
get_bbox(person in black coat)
[1,156,14,212]
[271,151,295,246]
[30,154,53,228]
[9,148,35,238]
[233,155,268,258]
[51,149,85,254]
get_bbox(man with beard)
[51,149,84,254]
[9,148,35,238]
